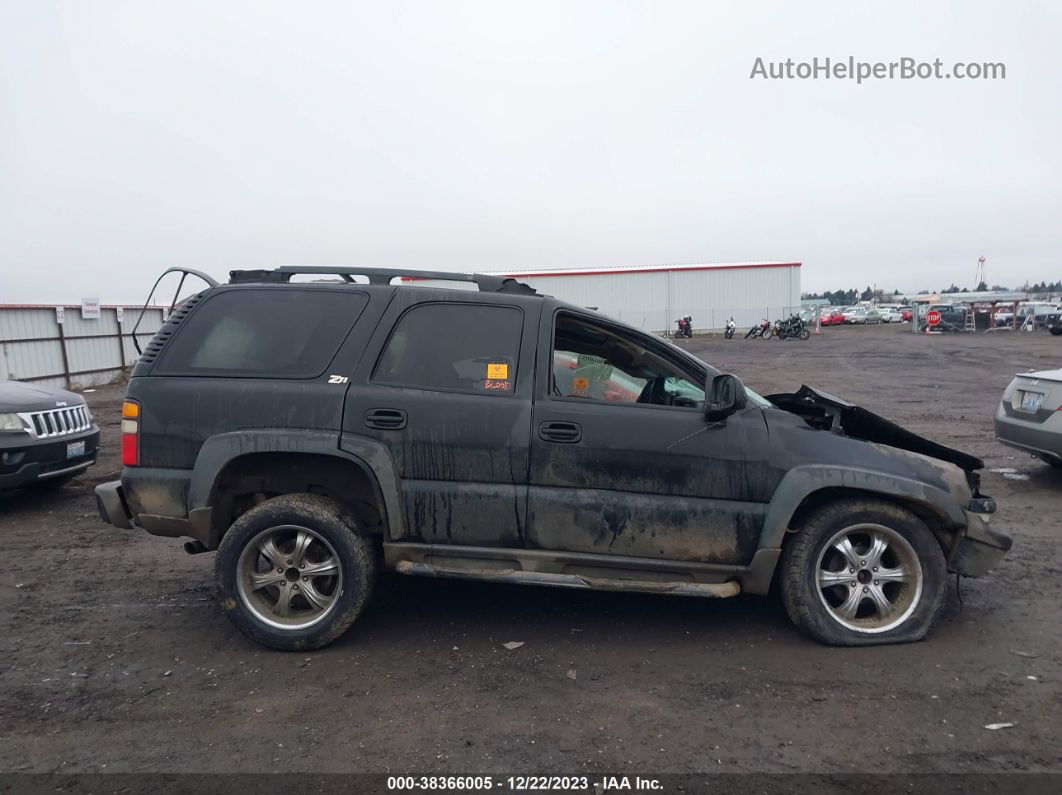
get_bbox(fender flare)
[737,465,967,596]
[188,429,405,539]
[758,464,967,551]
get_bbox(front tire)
[780,498,946,646]
[215,493,376,651]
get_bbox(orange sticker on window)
[572,376,590,396]
[487,363,509,380]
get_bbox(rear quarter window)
[155,288,368,377]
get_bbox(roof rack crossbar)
[228,266,536,295]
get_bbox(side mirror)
[705,373,748,422]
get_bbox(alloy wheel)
[236,525,343,630]
[814,523,923,633]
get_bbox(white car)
[878,308,904,323]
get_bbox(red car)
[819,308,845,326]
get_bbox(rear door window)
[373,303,523,395]
[156,288,368,377]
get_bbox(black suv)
[1,380,99,491]
[1045,310,1062,336]
[919,304,968,332]
[96,267,1010,650]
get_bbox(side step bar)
[395,560,741,599]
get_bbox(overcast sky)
[2,0,1059,304]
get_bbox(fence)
[0,305,166,389]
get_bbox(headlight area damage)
[766,385,1011,577]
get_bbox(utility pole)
[976,256,986,288]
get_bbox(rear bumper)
[994,412,1062,463]
[100,467,215,547]
[95,480,133,529]
[0,428,99,489]
[949,511,1012,577]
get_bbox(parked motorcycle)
[724,317,736,340]
[673,315,693,338]
[745,319,770,339]
[774,314,812,341]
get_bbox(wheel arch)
[760,465,966,548]
[743,465,966,594]
[783,486,958,553]
[189,430,404,548]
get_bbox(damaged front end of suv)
[766,385,1010,579]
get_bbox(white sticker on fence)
[81,297,101,320]
[55,306,65,324]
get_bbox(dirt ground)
[1,324,1060,777]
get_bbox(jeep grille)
[19,406,92,439]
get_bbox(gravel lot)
[1,324,1059,777]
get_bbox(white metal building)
[501,261,802,333]
[403,261,801,333]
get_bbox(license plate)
[1019,391,1043,412]
[66,440,86,459]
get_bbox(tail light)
[121,400,140,466]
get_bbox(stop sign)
[927,310,942,327]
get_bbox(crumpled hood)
[765,385,983,473]
[0,380,84,412]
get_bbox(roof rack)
[228,266,537,295]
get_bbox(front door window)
[551,314,704,408]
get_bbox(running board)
[394,560,741,598]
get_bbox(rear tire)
[780,498,946,646]
[215,493,375,651]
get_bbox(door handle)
[539,421,581,444]
[364,408,407,430]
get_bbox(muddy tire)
[215,493,375,651]
[780,498,947,646]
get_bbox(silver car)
[994,369,1062,467]
[842,307,882,325]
